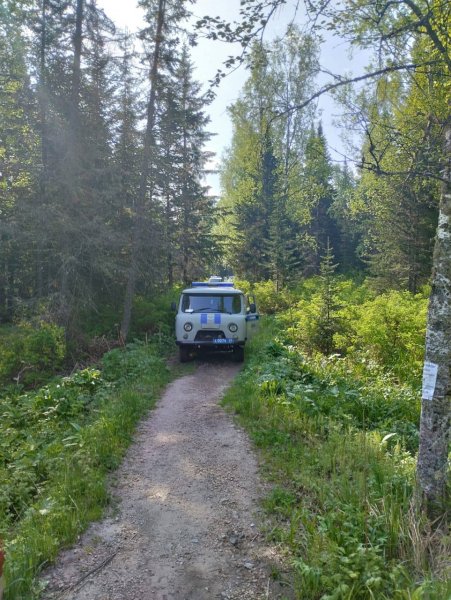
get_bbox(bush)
[335,290,428,384]
[79,286,182,340]
[0,322,66,388]
[234,279,294,314]
[279,280,426,386]
[281,278,369,355]
[130,292,177,338]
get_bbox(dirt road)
[41,361,290,600]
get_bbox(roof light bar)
[191,281,235,288]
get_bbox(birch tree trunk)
[416,119,451,511]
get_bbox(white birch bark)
[417,120,451,508]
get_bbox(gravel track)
[41,360,291,600]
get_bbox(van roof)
[182,285,243,295]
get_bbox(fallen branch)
[55,551,117,598]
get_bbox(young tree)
[220,33,319,282]
[312,240,341,355]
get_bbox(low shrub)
[335,290,428,385]
[129,288,181,338]
[280,278,372,355]
[280,280,427,386]
[234,279,294,314]
[79,287,182,340]
[0,322,66,388]
[0,339,172,599]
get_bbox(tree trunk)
[37,0,49,299]
[416,119,451,512]
[120,0,166,341]
[166,208,174,289]
[72,0,83,116]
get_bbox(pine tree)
[110,33,143,303]
[120,0,196,338]
[350,60,441,292]
[329,162,363,273]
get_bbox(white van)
[174,278,259,362]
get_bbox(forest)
[0,0,449,598]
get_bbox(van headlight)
[228,323,238,332]
[184,322,193,332]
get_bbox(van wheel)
[179,346,190,363]
[233,346,244,362]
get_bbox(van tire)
[179,346,190,363]
[233,346,244,362]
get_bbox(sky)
[97,0,369,194]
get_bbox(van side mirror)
[249,302,256,313]
[170,301,177,311]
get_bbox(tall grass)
[223,318,450,600]
[1,339,183,600]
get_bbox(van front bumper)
[176,340,244,351]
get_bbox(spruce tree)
[0,6,40,319]
[156,46,217,286]
[312,240,341,355]
[300,124,340,275]
[220,33,319,282]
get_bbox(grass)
[222,318,450,600]
[1,337,190,600]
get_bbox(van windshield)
[182,294,242,314]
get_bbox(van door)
[245,294,260,340]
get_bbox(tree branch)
[401,0,451,71]
[276,60,441,118]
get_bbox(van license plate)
[214,338,234,344]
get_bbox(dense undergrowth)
[0,322,66,390]
[0,288,179,392]
[222,280,450,600]
[1,277,448,599]
[0,335,178,599]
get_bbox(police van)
[174,277,259,362]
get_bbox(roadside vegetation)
[223,279,450,600]
[1,275,449,599]
[0,328,184,600]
